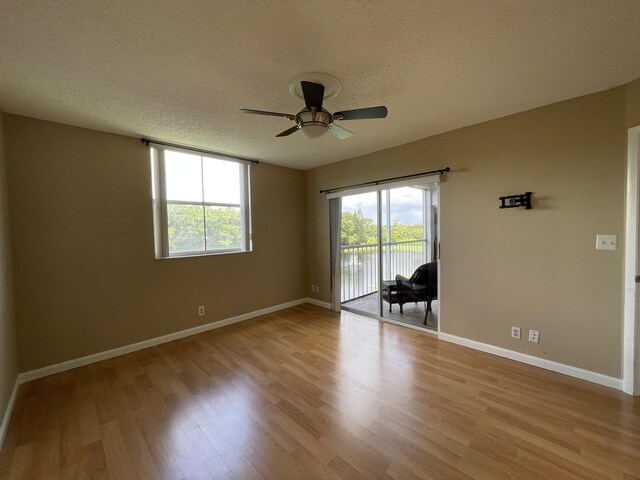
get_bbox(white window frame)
[150,145,252,258]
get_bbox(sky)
[341,187,425,225]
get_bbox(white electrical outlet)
[311,284,316,292]
[528,329,539,343]
[198,306,205,316]
[511,326,521,339]
[315,285,320,293]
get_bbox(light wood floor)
[1,304,639,479]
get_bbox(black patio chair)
[395,262,438,325]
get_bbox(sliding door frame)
[330,175,442,333]
[377,190,384,318]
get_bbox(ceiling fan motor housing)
[297,108,331,127]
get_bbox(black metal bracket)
[499,192,532,209]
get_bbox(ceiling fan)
[240,81,388,139]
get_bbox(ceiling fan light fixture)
[301,123,328,139]
[297,108,331,138]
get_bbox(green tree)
[389,219,423,242]
[341,209,377,245]
[167,204,204,252]
[167,205,241,253]
[341,210,425,247]
[206,207,241,249]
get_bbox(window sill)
[155,249,252,260]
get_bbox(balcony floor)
[342,292,438,331]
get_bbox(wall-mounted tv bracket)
[499,192,532,209]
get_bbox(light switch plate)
[596,234,617,251]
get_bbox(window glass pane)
[203,158,241,204]
[164,151,203,202]
[341,192,378,246]
[389,187,424,241]
[205,206,241,250]
[385,187,426,280]
[167,204,205,253]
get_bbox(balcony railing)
[341,239,429,303]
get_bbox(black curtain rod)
[140,138,259,165]
[319,167,450,194]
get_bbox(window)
[150,147,252,258]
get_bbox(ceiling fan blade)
[241,109,296,121]
[328,123,353,140]
[301,81,324,110]
[334,106,388,120]
[276,125,300,137]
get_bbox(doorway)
[624,124,640,395]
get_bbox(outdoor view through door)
[340,184,439,331]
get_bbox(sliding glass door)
[380,186,438,330]
[338,181,439,331]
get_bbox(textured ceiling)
[1,1,639,170]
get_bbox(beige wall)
[0,113,18,423]
[306,87,627,377]
[4,115,307,372]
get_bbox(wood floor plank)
[1,304,639,479]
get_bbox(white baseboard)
[18,298,316,384]
[304,297,332,309]
[0,378,19,451]
[438,333,623,391]
[379,316,438,335]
